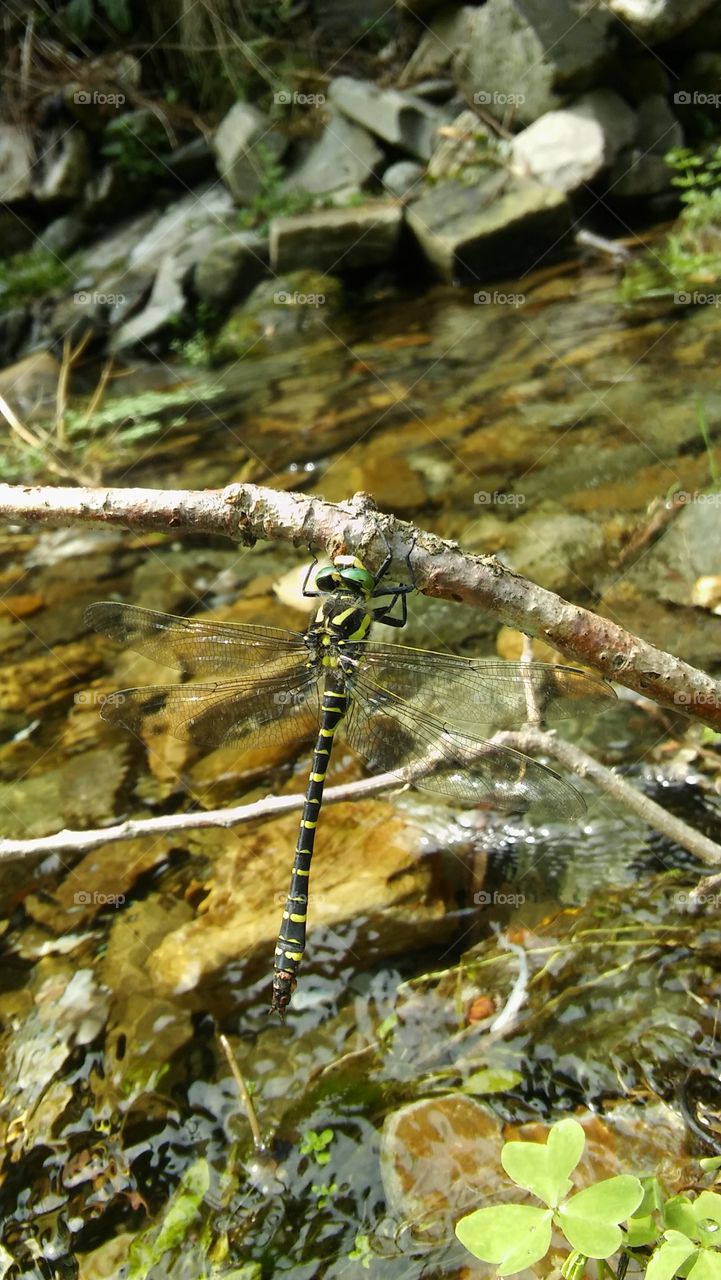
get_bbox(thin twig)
[0,393,50,451]
[55,328,93,445]
[219,1034,266,1156]
[0,769,410,860]
[496,726,721,867]
[81,359,115,429]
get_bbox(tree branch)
[0,481,720,728]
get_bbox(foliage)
[170,304,223,368]
[126,1157,210,1279]
[299,1128,334,1166]
[101,113,170,179]
[621,145,721,304]
[65,0,132,35]
[0,250,72,305]
[455,1117,721,1279]
[237,150,316,234]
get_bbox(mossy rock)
[210,270,345,365]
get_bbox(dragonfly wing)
[359,644,615,733]
[343,671,585,820]
[86,602,307,676]
[100,669,321,750]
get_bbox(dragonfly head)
[314,555,375,598]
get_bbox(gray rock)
[328,76,445,161]
[0,124,34,202]
[213,102,287,203]
[194,232,269,308]
[128,184,235,274]
[454,0,614,126]
[79,207,159,272]
[270,202,403,273]
[109,252,186,351]
[606,0,718,42]
[399,7,476,87]
[511,90,636,193]
[283,111,383,196]
[427,109,500,182]
[503,512,604,595]
[405,172,571,283]
[382,160,425,199]
[36,214,87,257]
[610,95,683,197]
[33,125,89,202]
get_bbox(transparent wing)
[100,668,321,750]
[86,602,307,677]
[358,643,615,732]
[343,671,585,820]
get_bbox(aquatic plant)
[621,144,721,304]
[455,1116,721,1278]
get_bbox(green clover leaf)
[501,1118,585,1207]
[455,1204,553,1276]
[556,1175,644,1258]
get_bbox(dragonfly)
[85,552,616,1017]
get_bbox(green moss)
[0,250,72,305]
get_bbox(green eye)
[338,566,374,593]
[314,566,338,592]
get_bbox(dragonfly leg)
[301,552,320,598]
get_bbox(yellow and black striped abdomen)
[271,676,348,1016]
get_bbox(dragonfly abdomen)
[271,676,348,1017]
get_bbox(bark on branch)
[0,480,719,728]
